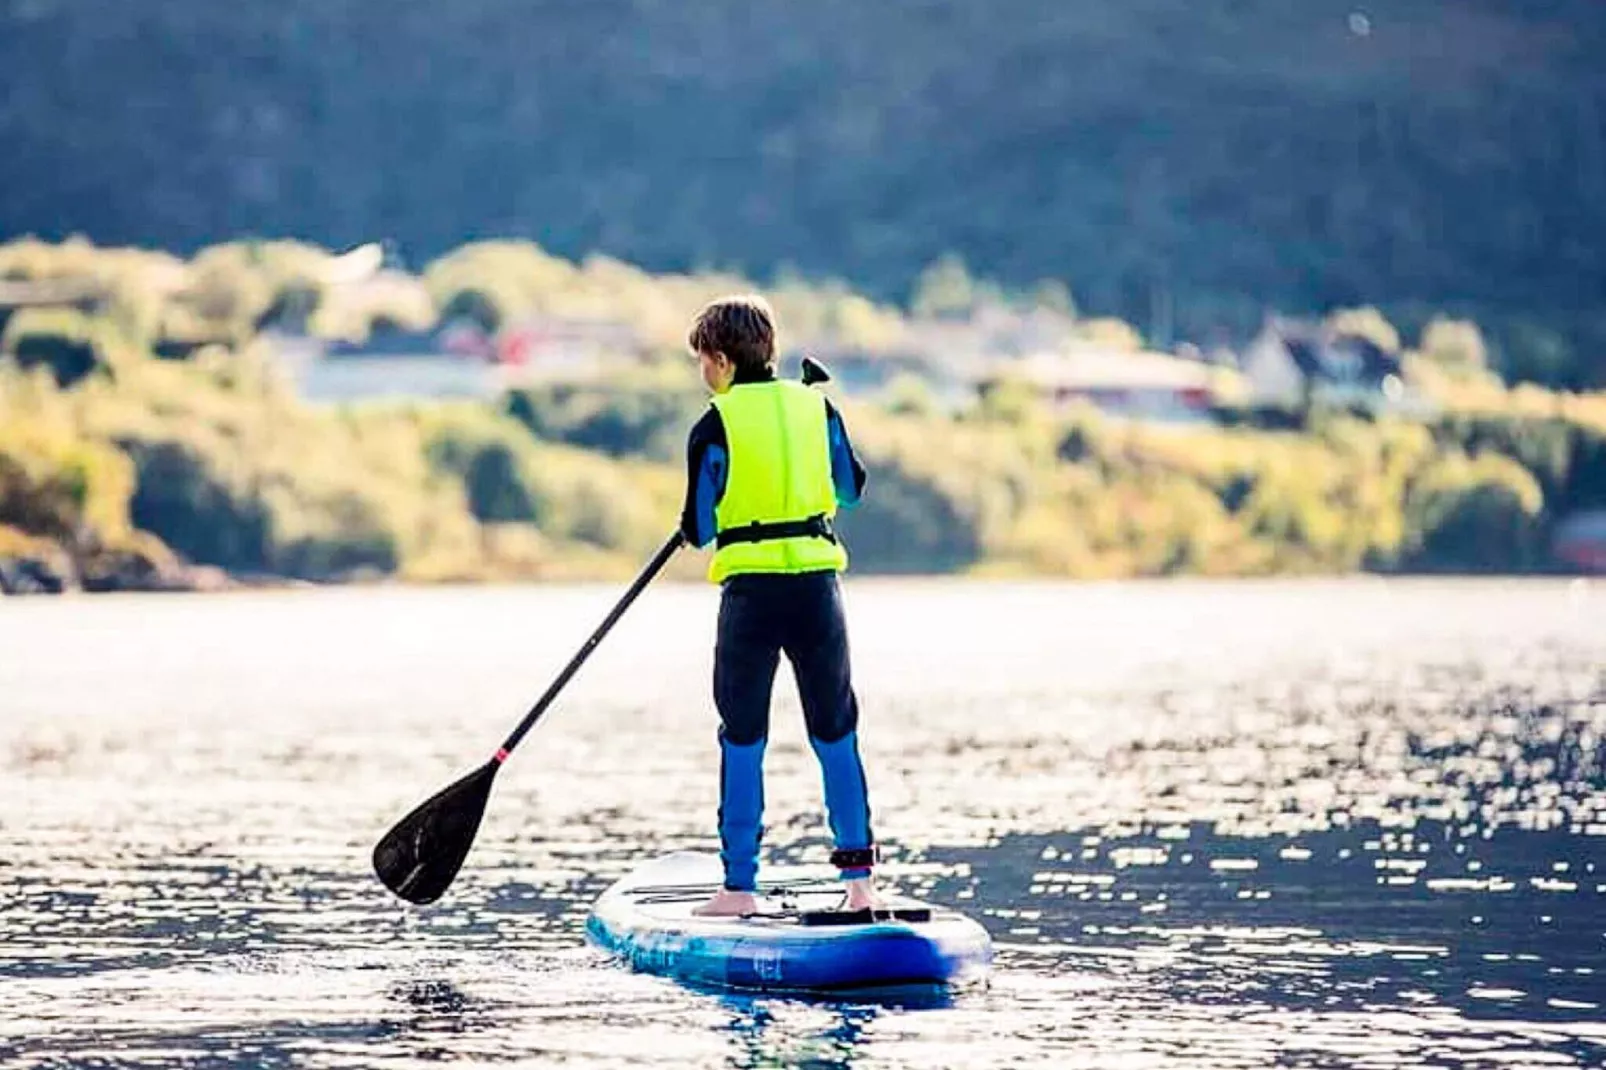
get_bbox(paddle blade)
[372,760,499,905]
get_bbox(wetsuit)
[680,369,875,892]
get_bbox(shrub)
[1402,452,1544,572]
[1420,318,1489,373]
[521,447,679,553]
[1431,411,1606,514]
[880,373,940,418]
[1326,306,1401,355]
[3,235,1600,585]
[837,458,982,573]
[504,380,705,460]
[421,406,547,523]
[0,410,135,545]
[2,308,107,387]
[120,433,271,570]
[261,486,401,578]
[437,288,506,333]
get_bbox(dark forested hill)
[2,0,1603,378]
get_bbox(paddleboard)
[586,851,992,993]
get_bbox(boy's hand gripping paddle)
[372,531,684,904]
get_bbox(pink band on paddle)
[493,748,510,764]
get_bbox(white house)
[979,346,1245,423]
[1240,316,1426,414]
[266,322,507,403]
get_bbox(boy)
[680,294,881,917]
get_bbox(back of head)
[689,295,777,379]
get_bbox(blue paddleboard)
[586,851,992,993]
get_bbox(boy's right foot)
[692,888,761,917]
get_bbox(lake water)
[2,579,1604,1069]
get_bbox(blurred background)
[1,0,1604,589]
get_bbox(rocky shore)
[0,533,230,596]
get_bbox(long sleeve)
[824,400,867,508]
[680,407,729,548]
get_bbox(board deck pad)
[586,852,992,993]
[799,906,932,926]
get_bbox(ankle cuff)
[830,846,878,870]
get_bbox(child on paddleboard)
[680,294,881,917]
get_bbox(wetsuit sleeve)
[680,407,729,548]
[824,399,867,509]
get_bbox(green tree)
[1500,320,1575,387]
[911,254,976,320]
[255,279,324,333]
[1402,452,1543,571]
[121,435,271,571]
[1326,306,1401,354]
[2,308,106,387]
[438,288,506,334]
[1029,279,1077,317]
[882,373,940,418]
[1420,318,1489,373]
[423,413,546,524]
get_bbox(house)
[494,316,648,380]
[324,320,494,362]
[1240,316,1424,414]
[266,321,503,403]
[1554,510,1606,573]
[977,345,1245,423]
[266,310,654,404]
[900,303,1080,370]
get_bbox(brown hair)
[688,294,776,377]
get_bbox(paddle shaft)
[494,530,685,761]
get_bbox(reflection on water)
[718,999,880,1070]
[1,579,1603,1068]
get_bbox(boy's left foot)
[692,888,762,917]
[841,877,884,912]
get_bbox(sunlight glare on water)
[2,579,1604,1068]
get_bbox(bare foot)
[692,888,761,917]
[842,877,884,911]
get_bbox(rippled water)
[2,579,1604,1068]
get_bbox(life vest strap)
[715,513,837,550]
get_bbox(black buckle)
[715,513,837,550]
[829,846,878,870]
[800,906,931,926]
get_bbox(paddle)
[372,530,685,904]
[374,358,831,905]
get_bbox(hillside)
[3,237,1606,593]
[2,1,1604,381]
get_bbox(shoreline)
[3,567,1597,599]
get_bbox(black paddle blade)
[372,760,499,905]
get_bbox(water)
[2,579,1603,1068]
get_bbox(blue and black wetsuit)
[680,373,875,892]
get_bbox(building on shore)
[973,345,1246,423]
[1553,510,1606,573]
[264,321,500,403]
[264,314,651,403]
[1239,316,1431,416]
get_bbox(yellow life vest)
[709,380,849,583]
